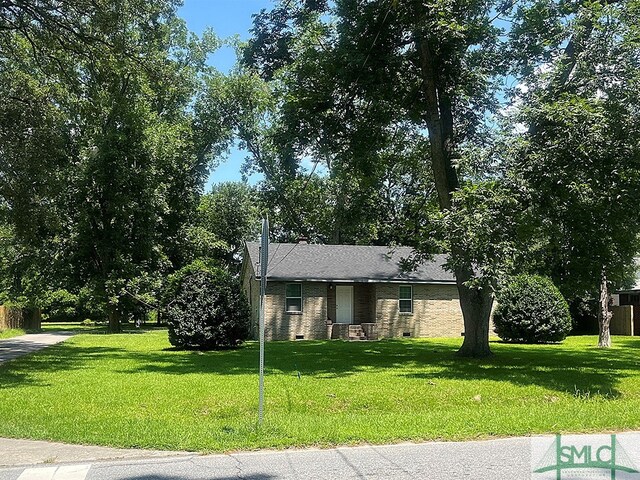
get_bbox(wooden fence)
[611,305,634,336]
[0,306,42,330]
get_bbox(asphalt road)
[0,438,532,480]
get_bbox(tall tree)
[187,182,261,272]
[244,0,640,354]
[507,0,640,347]
[197,65,439,247]
[0,29,75,307]
[0,0,224,331]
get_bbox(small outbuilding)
[240,241,465,341]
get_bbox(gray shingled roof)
[244,242,456,284]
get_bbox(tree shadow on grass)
[0,325,171,389]
[0,369,38,389]
[403,343,633,398]
[119,340,430,379]
[2,332,638,399]
[41,322,163,334]
[116,336,640,398]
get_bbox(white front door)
[336,285,353,324]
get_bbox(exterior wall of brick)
[263,281,329,340]
[375,283,464,338]
[354,283,375,323]
[241,264,261,338]
[327,285,336,322]
[240,264,468,340]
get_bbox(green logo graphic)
[534,434,639,479]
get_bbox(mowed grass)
[2,322,109,337]
[0,329,26,339]
[40,322,157,333]
[0,331,639,452]
[40,322,105,333]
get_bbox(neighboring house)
[240,240,465,341]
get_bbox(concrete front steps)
[330,323,378,341]
[348,324,366,341]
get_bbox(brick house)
[241,241,465,341]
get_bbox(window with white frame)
[399,285,413,313]
[285,283,302,313]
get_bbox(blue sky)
[178,0,272,190]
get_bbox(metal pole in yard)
[258,217,269,425]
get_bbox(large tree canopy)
[196,66,439,246]
[506,0,640,346]
[0,0,225,330]
[2,0,640,351]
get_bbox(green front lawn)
[0,331,639,452]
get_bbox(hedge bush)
[493,275,572,343]
[165,264,251,350]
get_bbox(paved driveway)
[0,332,75,363]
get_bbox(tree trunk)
[415,34,493,357]
[597,269,612,348]
[108,304,121,333]
[455,265,494,357]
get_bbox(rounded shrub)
[165,264,251,350]
[493,275,572,343]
